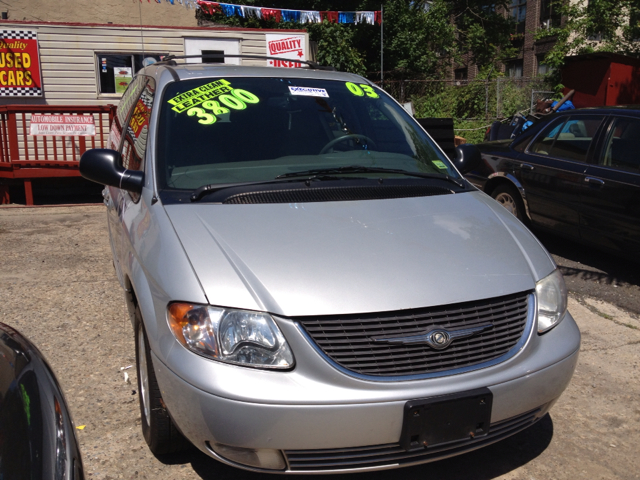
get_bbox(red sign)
[130,98,150,138]
[0,30,42,97]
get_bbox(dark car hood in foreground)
[165,191,555,317]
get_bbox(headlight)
[536,269,568,333]
[167,303,294,369]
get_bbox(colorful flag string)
[196,1,381,24]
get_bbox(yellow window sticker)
[167,79,233,113]
[345,82,380,98]
[432,160,448,170]
[169,80,261,125]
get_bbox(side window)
[601,116,640,173]
[121,77,156,172]
[108,75,147,151]
[529,115,604,162]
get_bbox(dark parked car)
[0,323,85,479]
[466,106,640,260]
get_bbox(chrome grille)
[285,407,542,472]
[297,292,531,377]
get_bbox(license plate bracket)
[400,388,493,451]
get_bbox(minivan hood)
[165,191,555,317]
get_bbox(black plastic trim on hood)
[159,178,472,205]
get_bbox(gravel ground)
[1,205,639,480]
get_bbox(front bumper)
[152,311,580,473]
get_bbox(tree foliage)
[196,0,519,79]
[448,0,517,71]
[537,0,640,86]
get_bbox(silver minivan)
[80,59,580,474]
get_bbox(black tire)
[135,307,191,455]
[491,184,528,224]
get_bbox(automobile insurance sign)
[0,30,43,97]
[30,115,96,136]
[266,34,306,69]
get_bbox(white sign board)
[30,115,96,136]
[266,34,306,68]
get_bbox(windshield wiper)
[275,166,466,188]
[189,175,343,202]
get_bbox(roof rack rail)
[157,53,336,71]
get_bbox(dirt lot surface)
[1,205,639,480]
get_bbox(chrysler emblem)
[371,324,493,350]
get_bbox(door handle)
[584,177,605,186]
[519,163,534,171]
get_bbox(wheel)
[491,184,527,223]
[319,134,377,154]
[135,307,191,455]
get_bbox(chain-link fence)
[374,77,555,143]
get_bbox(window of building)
[510,0,527,34]
[480,1,496,14]
[506,59,523,78]
[454,68,468,82]
[537,55,553,75]
[201,50,225,63]
[96,53,163,95]
[539,0,560,29]
[630,8,640,40]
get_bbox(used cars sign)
[0,30,42,97]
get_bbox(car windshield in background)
[156,77,457,191]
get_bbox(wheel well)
[484,177,516,197]
[483,177,531,223]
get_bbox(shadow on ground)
[157,414,553,480]
[532,230,640,314]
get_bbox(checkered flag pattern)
[140,90,154,110]
[0,30,37,40]
[0,86,42,96]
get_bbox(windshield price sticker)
[168,79,235,113]
[168,79,260,125]
[432,160,448,170]
[345,82,379,98]
[288,86,329,97]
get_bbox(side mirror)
[80,149,144,194]
[452,144,482,174]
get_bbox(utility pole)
[380,4,384,87]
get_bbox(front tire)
[135,308,191,455]
[491,184,527,224]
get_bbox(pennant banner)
[196,1,381,24]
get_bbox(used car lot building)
[0,19,308,204]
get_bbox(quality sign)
[0,30,43,97]
[266,34,306,69]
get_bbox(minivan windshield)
[156,77,459,190]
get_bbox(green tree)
[195,0,519,79]
[308,21,367,75]
[447,0,518,71]
[537,0,640,88]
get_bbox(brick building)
[454,0,562,80]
